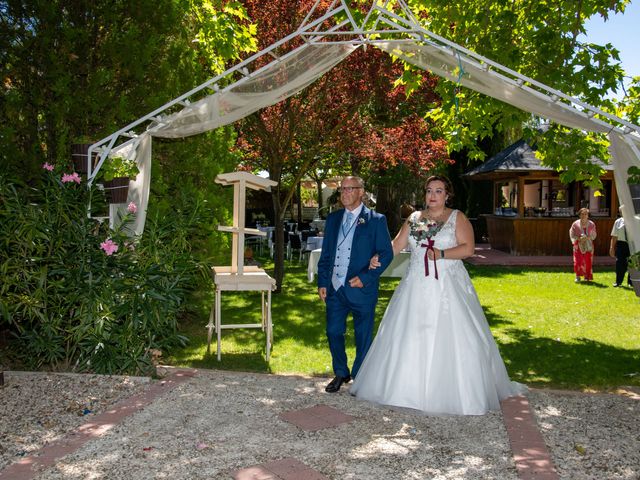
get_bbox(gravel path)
[0,370,638,479]
[529,388,640,479]
[0,371,149,472]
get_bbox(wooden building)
[465,140,616,256]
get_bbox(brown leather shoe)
[325,375,351,393]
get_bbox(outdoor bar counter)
[483,214,615,256]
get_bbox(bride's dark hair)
[424,175,454,206]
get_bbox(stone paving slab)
[233,458,329,480]
[279,404,355,431]
[501,396,559,480]
[467,244,615,267]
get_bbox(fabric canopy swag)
[88,0,640,252]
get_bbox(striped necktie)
[342,211,353,237]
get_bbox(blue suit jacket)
[317,205,393,305]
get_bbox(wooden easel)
[207,172,278,361]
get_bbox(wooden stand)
[207,266,276,361]
[207,172,278,361]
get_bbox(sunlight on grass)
[168,258,640,390]
[468,265,640,389]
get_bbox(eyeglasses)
[339,186,363,193]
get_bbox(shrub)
[0,165,204,375]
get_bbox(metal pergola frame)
[87,0,640,186]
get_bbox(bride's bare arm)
[392,219,410,255]
[433,211,475,260]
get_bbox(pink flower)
[61,172,81,184]
[42,162,54,171]
[100,239,119,256]
[127,202,137,213]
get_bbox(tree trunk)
[272,191,285,293]
[376,183,402,236]
[316,179,324,215]
[296,181,302,222]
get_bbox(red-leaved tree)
[236,0,450,289]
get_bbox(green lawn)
[168,258,640,390]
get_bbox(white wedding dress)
[350,210,525,415]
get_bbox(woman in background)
[570,208,597,282]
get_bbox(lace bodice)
[405,209,461,276]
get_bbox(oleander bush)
[0,165,208,375]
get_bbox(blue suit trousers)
[325,285,376,379]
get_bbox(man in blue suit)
[317,176,393,393]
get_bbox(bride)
[350,175,525,415]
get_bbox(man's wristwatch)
[441,249,445,259]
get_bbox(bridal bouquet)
[410,217,443,242]
[410,216,444,280]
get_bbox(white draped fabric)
[375,41,615,134]
[609,132,640,251]
[148,43,357,138]
[107,36,640,248]
[100,135,152,236]
[119,43,357,234]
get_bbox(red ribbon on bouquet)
[421,238,439,280]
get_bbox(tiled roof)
[465,139,612,175]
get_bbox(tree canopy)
[401,0,637,186]
[0,0,256,180]
[235,0,451,289]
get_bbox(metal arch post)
[299,0,340,31]
[298,0,322,30]
[616,134,640,253]
[266,289,272,361]
[339,1,367,43]
[370,0,393,32]
[396,0,421,27]
[206,295,215,355]
[216,286,222,361]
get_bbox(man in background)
[610,211,632,287]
